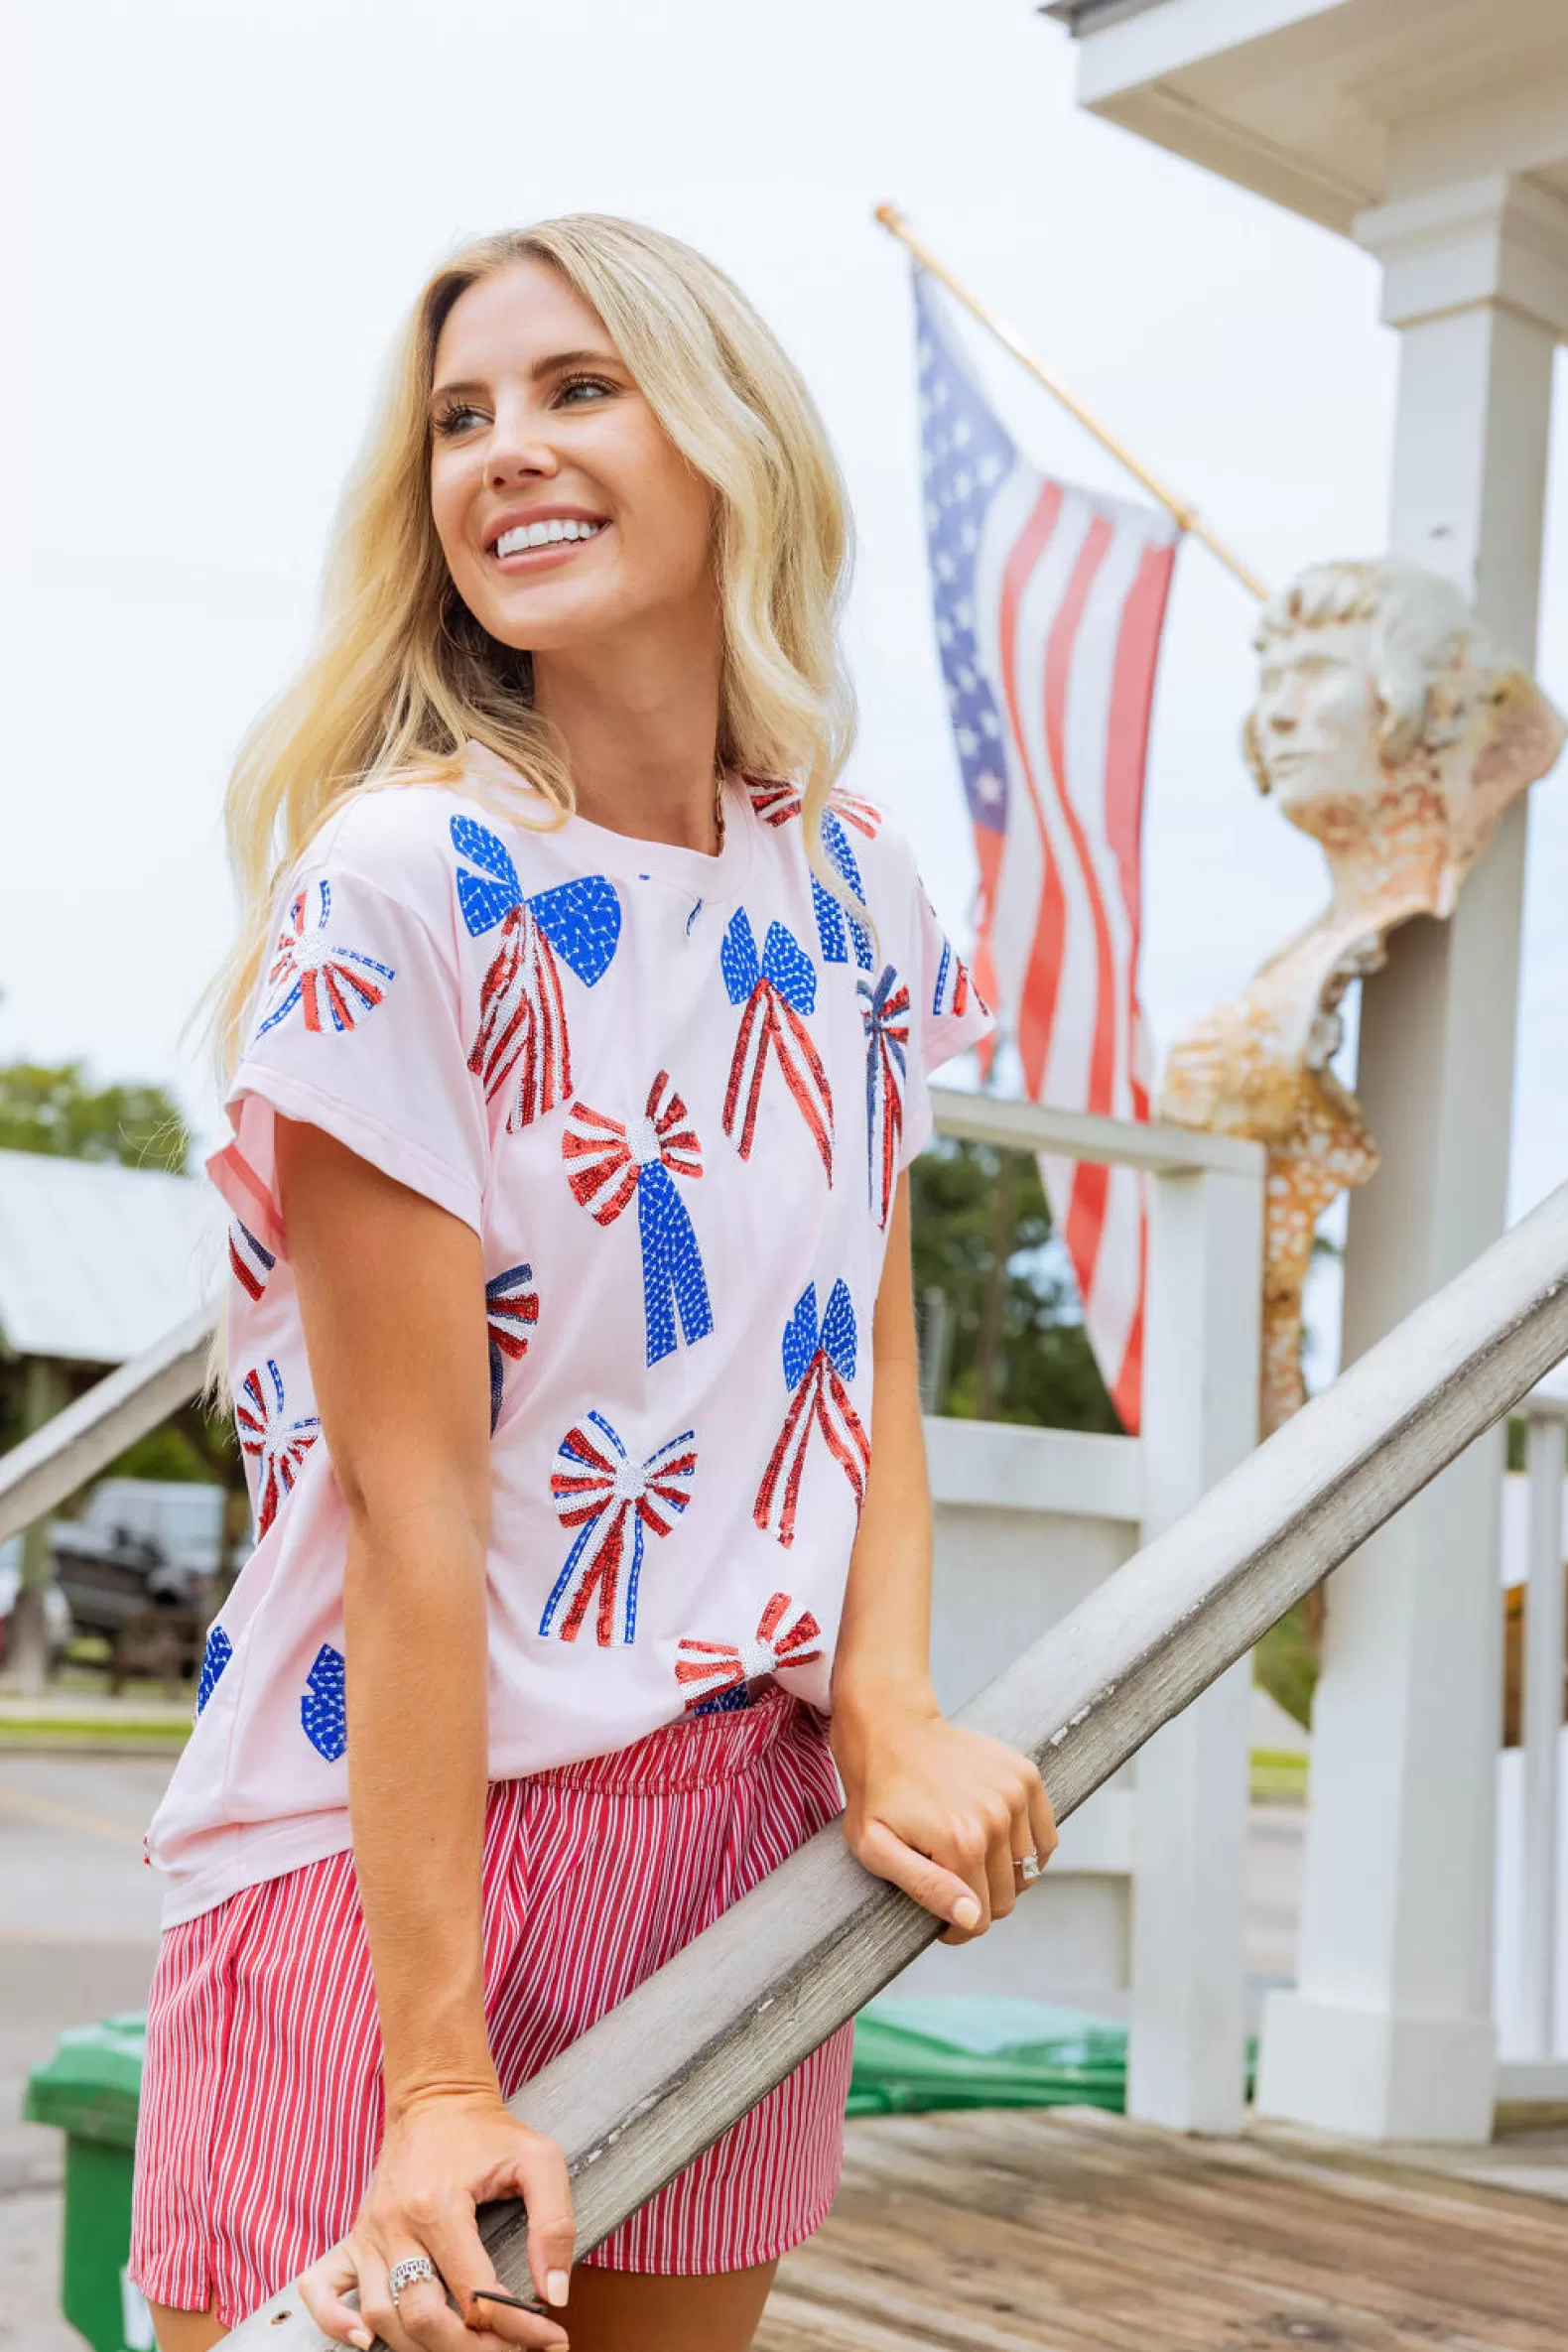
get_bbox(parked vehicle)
[47,1481,227,1640]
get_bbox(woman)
[132,214,1057,2352]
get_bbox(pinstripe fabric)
[131,1689,852,2324]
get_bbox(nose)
[486,405,559,491]
[1267,706,1297,735]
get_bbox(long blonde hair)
[210,213,857,1072]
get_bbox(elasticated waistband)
[521,1684,817,1798]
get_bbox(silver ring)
[388,2255,439,2309]
[1016,1851,1044,1885]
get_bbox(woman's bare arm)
[278,1119,573,2352]
[830,1172,1058,1941]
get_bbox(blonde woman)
[131,216,1057,2352]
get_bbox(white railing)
[1499,1384,1568,2086]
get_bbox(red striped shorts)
[130,1688,853,2327]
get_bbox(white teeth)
[494,518,602,557]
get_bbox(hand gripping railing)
[201,1178,1568,2348]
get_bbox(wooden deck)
[755,2108,1568,2350]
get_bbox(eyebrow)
[428,348,624,412]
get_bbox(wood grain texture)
[754,2108,1568,2351]
[0,1301,215,1547]
[226,1176,1568,2352]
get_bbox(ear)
[1241,711,1270,795]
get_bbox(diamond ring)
[388,2255,439,2309]
[1016,1851,1044,1885]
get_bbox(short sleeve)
[896,884,995,1173]
[206,859,489,1252]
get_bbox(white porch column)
[1127,1155,1262,2132]
[1256,173,1568,2144]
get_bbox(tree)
[908,1138,1121,1433]
[0,1059,191,1173]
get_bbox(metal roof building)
[0,1150,222,1368]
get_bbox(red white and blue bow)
[563,1072,714,1368]
[754,1278,870,1548]
[930,911,985,1021]
[255,879,395,1040]
[228,1219,276,1303]
[235,1360,321,1535]
[743,780,880,970]
[450,816,621,1131]
[485,1261,539,1432]
[675,1591,824,1714]
[542,1410,699,1646]
[720,908,834,1180]
[858,965,911,1231]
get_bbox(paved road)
[0,1751,174,2351]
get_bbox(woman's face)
[429,260,716,657]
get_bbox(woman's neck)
[533,617,724,854]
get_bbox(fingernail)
[350,2332,373,2351]
[547,2270,571,2307]
[954,1895,981,1929]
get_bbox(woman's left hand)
[831,1684,1059,1943]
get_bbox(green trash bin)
[24,2013,152,2352]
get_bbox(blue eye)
[433,403,485,438]
[557,375,616,406]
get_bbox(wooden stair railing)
[204,1177,1568,2348]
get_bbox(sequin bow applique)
[542,1411,699,1646]
[754,1278,870,1548]
[858,964,912,1230]
[719,908,834,1181]
[485,1262,539,1432]
[563,1073,715,1368]
[450,816,621,1130]
[931,913,984,1020]
[196,1625,232,1715]
[255,879,395,1039]
[675,1592,823,1715]
[744,779,881,970]
[228,1220,276,1303]
[235,1360,321,1535]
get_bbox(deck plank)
[754,2110,1568,2352]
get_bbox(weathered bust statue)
[1160,558,1564,1430]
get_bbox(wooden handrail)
[0,1301,217,1550]
[226,1176,1568,2348]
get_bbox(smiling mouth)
[488,517,608,567]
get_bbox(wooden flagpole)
[875,200,1269,603]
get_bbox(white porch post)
[1127,1156,1262,2131]
[1256,173,1568,2143]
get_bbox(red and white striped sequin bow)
[562,1073,714,1368]
[743,780,882,971]
[541,1410,698,1646]
[719,907,834,1180]
[858,964,912,1231]
[754,1277,869,1549]
[675,1592,824,1714]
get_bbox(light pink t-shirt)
[146,750,992,1922]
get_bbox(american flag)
[912,267,1178,1432]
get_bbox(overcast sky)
[6,0,1567,1280]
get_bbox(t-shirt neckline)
[462,739,757,904]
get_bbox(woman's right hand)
[298,2089,576,2352]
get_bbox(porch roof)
[0,1149,222,1368]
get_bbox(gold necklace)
[713,765,727,853]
